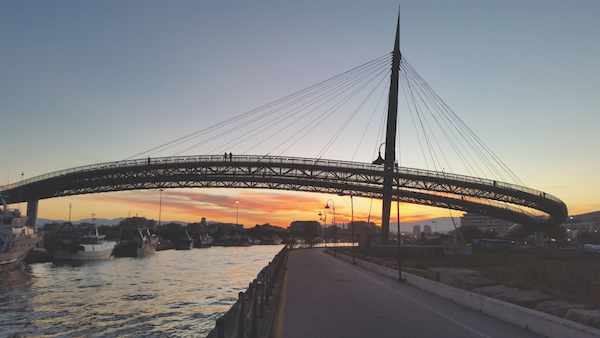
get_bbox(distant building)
[413,225,421,236]
[562,217,599,237]
[120,217,157,231]
[424,225,432,234]
[349,221,381,235]
[460,213,513,236]
[203,222,243,233]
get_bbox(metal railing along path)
[209,245,289,338]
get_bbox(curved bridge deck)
[1,155,567,231]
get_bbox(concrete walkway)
[279,248,542,338]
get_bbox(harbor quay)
[208,246,600,338]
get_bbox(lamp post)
[318,208,327,249]
[396,179,405,282]
[158,189,163,227]
[325,199,336,255]
[293,210,295,222]
[351,195,356,264]
[235,201,239,225]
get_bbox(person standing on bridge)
[224,153,227,161]
[229,152,232,161]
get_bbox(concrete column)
[26,199,39,231]
[534,229,545,247]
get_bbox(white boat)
[0,194,43,271]
[46,223,117,261]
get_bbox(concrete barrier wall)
[332,251,600,338]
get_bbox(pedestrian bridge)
[1,154,567,233]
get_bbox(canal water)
[0,245,284,337]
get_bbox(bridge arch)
[1,155,567,235]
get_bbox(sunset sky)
[1,1,598,228]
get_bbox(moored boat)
[175,231,194,250]
[192,232,213,248]
[214,233,251,247]
[45,223,117,261]
[0,194,43,271]
[114,228,158,257]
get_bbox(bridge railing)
[0,154,563,205]
[208,245,289,338]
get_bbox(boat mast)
[381,10,401,243]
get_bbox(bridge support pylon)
[26,199,39,231]
[380,12,401,243]
[534,229,545,248]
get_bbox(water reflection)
[0,245,283,337]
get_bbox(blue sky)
[1,1,598,226]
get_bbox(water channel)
[0,245,284,337]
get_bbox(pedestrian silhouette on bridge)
[229,152,233,161]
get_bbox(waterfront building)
[460,212,513,236]
[413,225,421,236]
[349,221,381,236]
[203,222,243,233]
[562,218,599,238]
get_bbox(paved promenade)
[277,248,542,338]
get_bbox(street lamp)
[318,208,327,249]
[158,189,163,227]
[293,210,295,222]
[325,199,336,256]
[372,142,386,165]
[351,195,356,264]
[235,201,239,225]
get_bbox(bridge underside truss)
[3,155,567,232]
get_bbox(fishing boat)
[113,228,158,257]
[45,223,117,261]
[192,232,214,248]
[175,231,194,250]
[0,194,43,271]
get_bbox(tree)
[544,226,567,243]
[459,225,482,244]
[303,222,321,246]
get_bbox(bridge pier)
[534,229,545,247]
[26,199,39,231]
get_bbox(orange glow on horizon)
[34,188,461,228]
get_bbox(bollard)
[259,280,265,318]
[251,279,259,338]
[237,292,245,338]
[215,317,225,338]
